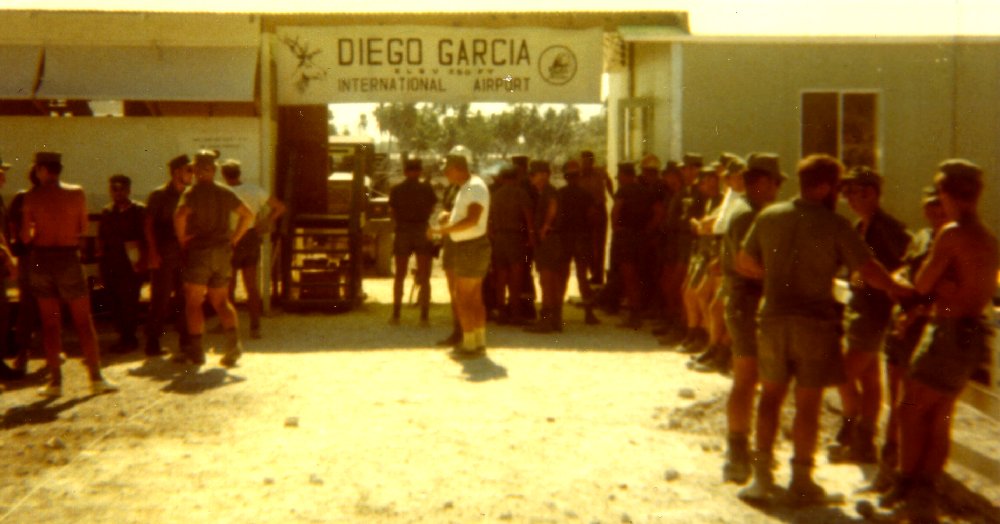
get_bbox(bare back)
[22,182,88,247]
[916,220,1000,318]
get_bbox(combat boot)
[737,451,777,503]
[787,458,841,507]
[524,308,555,334]
[722,433,752,484]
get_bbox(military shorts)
[450,235,491,278]
[183,245,233,288]
[231,229,262,268]
[28,247,89,300]
[610,229,641,265]
[844,306,892,353]
[725,292,762,358]
[909,317,992,395]
[490,232,529,268]
[757,315,846,388]
[883,314,929,369]
[393,228,434,258]
[535,233,570,272]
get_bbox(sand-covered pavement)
[0,276,996,523]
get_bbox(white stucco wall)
[0,117,263,211]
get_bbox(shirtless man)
[882,160,999,520]
[21,151,117,396]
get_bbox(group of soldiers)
[388,147,997,520]
[388,151,616,338]
[0,149,284,397]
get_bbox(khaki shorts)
[909,317,992,395]
[449,236,491,278]
[491,231,529,268]
[725,291,762,358]
[757,315,846,388]
[183,245,233,288]
[28,247,89,300]
[844,306,891,353]
[393,228,434,258]
[231,229,262,268]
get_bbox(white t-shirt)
[712,187,745,236]
[229,182,270,229]
[448,175,490,242]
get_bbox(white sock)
[462,331,476,350]
[476,328,486,348]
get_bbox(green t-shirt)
[179,180,244,250]
[742,197,872,319]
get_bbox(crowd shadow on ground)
[0,395,95,431]
[738,473,1000,524]
[239,302,665,354]
[127,358,245,395]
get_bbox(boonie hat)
[34,151,62,164]
[168,154,191,171]
[193,149,218,166]
[746,153,786,181]
[841,166,882,188]
[681,153,703,168]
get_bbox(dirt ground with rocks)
[0,273,997,523]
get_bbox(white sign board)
[274,26,603,104]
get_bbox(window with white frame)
[801,91,878,169]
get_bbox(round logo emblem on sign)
[538,45,578,86]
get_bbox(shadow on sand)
[452,354,508,383]
[127,358,245,395]
[0,395,96,430]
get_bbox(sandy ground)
[0,273,997,523]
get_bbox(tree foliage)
[372,102,607,166]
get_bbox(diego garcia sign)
[275,25,602,104]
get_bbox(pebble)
[664,469,680,482]
[499,512,513,520]
[442,501,454,509]
[44,437,66,450]
[118,410,128,418]
[564,510,578,519]
[308,474,324,485]
[668,418,682,429]
[546,417,556,423]
[678,388,696,399]
[284,417,299,428]
[621,513,632,523]
[263,477,275,485]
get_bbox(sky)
[3,0,1000,37]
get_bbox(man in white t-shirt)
[221,159,286,339]
[429,155,491,358]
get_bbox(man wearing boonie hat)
[222,158,286,340]
[97,174,147,355]
[428,154,491,358]
[718,153,785,484]
[689,154,750,374]
[737,154,908,505]
[831,166,911,466]
[388,158,436,326]
[488,165,534,326]
[22,151,118,397]
[174,150,254,367]
[610,161,655,329]
[524,161,565,333]
[144,154,195,358]
[869,185,947,492]
[579,151,613,285]
[886,159,998,519]
[553,159,600,326]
